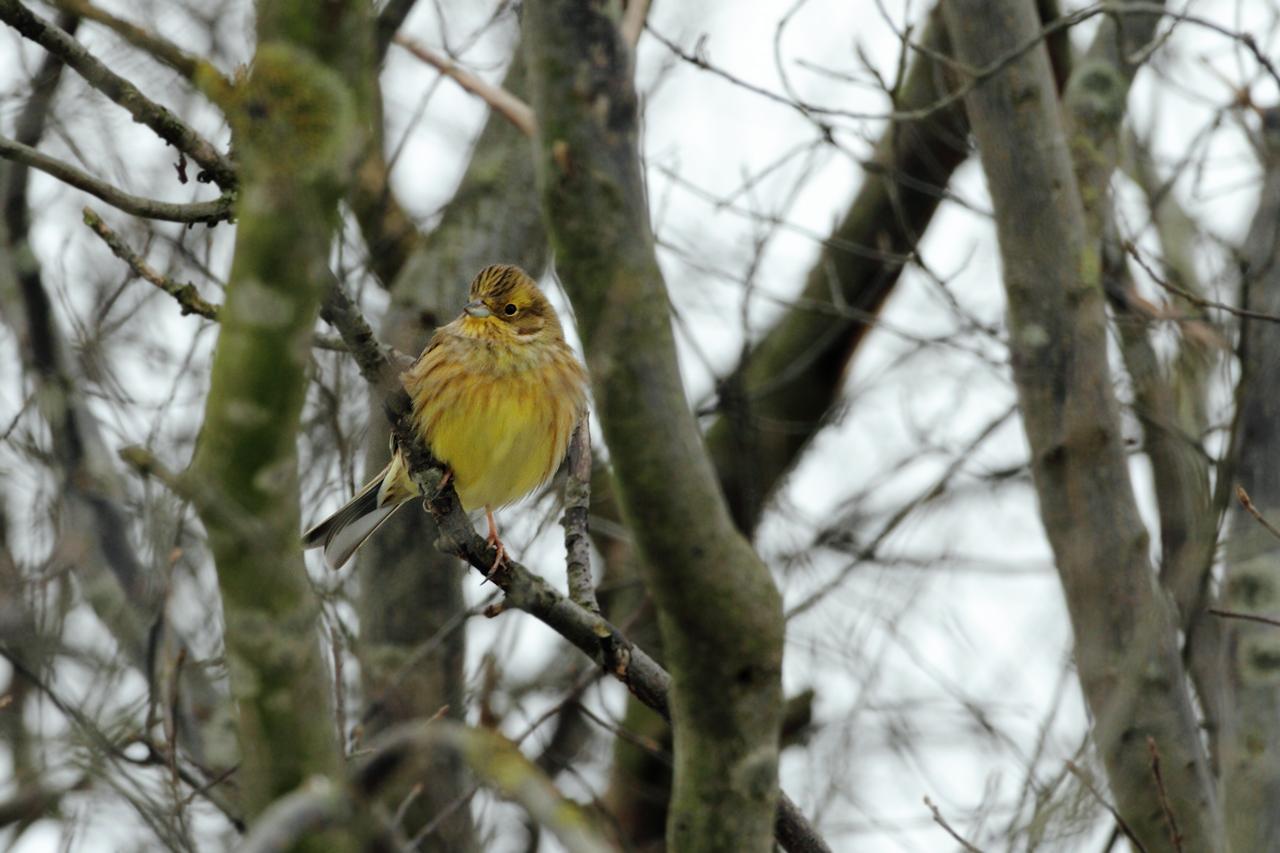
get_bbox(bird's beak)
[464,300,491,318]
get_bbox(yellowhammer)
[304,264,589,571]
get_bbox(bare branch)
[82,207,220,318]
[0,0,237,189]
[0,134,233,223]
[49,0,233,90]
[393,34,536,137]
[923,796,984,853]
[562,420,598,614]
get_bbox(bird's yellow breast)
[402,324,586,511]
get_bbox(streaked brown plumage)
[304,264,589,570]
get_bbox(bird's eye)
[504,303,518,316]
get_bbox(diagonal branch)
[0,134,233,223]
[393,35,536,137]
[0,0,236,189]
[49,0,233,90]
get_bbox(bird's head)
[462,264,562,340]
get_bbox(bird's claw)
[479,535,507,586]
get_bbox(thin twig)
[82,207,221,318]
[1065,760,1149,853]
[0,135,232,224]
[84,208,366,354]
[0,0,236,188]
[1126,242,1280,325]
[49,0,233,90]
[1208,607,1280,629]
[923,796,984,853]
[562,420,599,614]
[1146,737,1184,852]
[1234,485,1280,542]
[647,2,1280,127]
[392,34,536,137]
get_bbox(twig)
[1065,760,1149,853]
[1126,242,1280,325]
[562,420,599,614]
[0,0,236,189]
[84,210,368,355]
[619,0,650,49]
[318,278,410,388]
[392,34,536,137]
[331,625,348,755]
[82,207,221,318]
[1,646,244,830]
[1234,485,1280,542]
[0,135,232,224]
[1146,737,1184,852]
[647,2,1280,127]
[49,0,233,90]
[1208,607,1280,629]
[923,796,984,852]
[235,777,345,853]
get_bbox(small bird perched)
[304,264,589,571]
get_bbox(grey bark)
[944,1,1221,849]
[1220,108,1280,852]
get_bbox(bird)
[303,264,589,572]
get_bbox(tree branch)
[0,134,233,223]
[82,206,220,318]
[49,0,233,90]
[0,0,236,189]
[392,34,536,137]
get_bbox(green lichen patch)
[229,42,357,180]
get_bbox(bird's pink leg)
[484,507,507,575]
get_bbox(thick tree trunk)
[1221,110,1280,852]
[944,2,1221,849]
[189,3,369,839]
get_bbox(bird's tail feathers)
[303,464,409,571]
